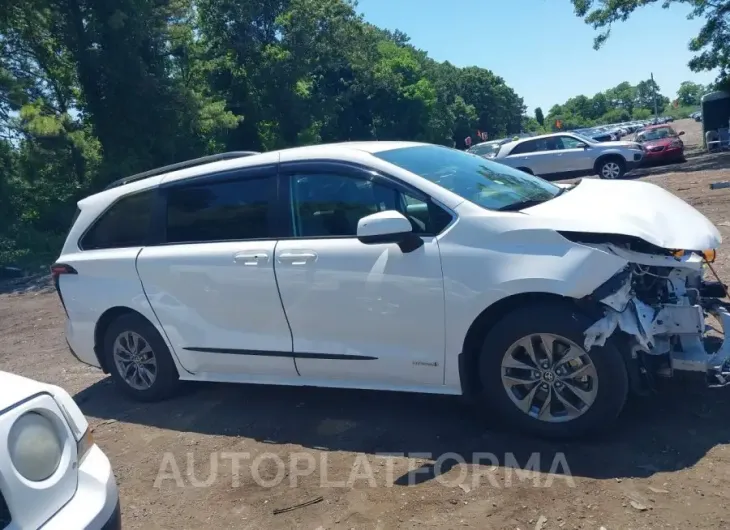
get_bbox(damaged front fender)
[581,244,730,387]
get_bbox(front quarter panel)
[439,206,628,388]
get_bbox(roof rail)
[104,151,261,190]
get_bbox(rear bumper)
[66,319,101,369]
[41,445,120,530]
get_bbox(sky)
[355,0,719,114]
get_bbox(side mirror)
[678,131,685,136]
[357,211,413,245]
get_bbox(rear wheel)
[478,304,629,439]
[597,157,625,179]
[104,313,180,401]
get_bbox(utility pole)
[651,72,659,121]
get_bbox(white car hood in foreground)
[524,178,721,250]
[0,370,51,411]
[0,370,88,436]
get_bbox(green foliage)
[545,78,675,129]
[663,104,699,119]
[677,80,705,106]
[571,0,730,87]
[0,0,529,267]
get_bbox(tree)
[571,0,730,88]
[535,107,545,125]
[0,0,530,267]
[544,78,677,127]
[677,80,705,106]
[634,78,669,112]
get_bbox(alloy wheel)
[113,330,158,391]
[500,333,598,423]
[601,162,621,179]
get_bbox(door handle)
[278,251,318,265]
[233,251,270,266]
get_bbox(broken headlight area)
[583,251,730,388]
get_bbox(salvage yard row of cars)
[468,119,686,180]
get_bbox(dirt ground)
[3,118,730,530]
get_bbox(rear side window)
[166,176,275,243]
[509,140,537,155]
[81,191,155,250]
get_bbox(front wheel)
[478,304,629,439]
[598,158,625,179]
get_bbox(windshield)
[467,142,502,158]
[636,127,676,142]
[374,145,561,211]
[571,132,598,144]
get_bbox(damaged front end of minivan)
[569,234,730,389]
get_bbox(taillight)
[50,263,77,280]
[50,263,77,316]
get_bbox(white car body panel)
[438,201,630,387]
[136,242,297,376]
[0,371,118,529]
[59,247,184,372]
[274,236,446,387]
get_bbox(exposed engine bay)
[573,237,730,389]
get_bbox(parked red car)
[635,124,686,164]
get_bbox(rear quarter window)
[80,190,155,250]
[508,140,537,155]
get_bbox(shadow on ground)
[627,150,730,180]
[75,377,730,484]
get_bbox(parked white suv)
[0,371,119,529]
[55,142,729,438]
[493,132,644,180]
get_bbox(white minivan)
[54,142,730,438]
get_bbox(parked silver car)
[492,132,645,180]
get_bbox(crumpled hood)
[0,370,52,412]
[524,178,721,250]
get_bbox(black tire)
[103,313,180,401]
[516,167,533,175]
[478,303,629,439]
[596,157,626,179]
